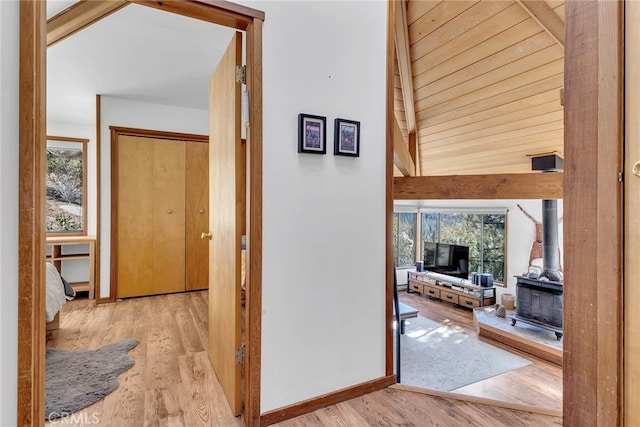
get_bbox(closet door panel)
[116,136,154,298]
[185,141,209,291]
[152,139,186,295]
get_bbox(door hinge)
[235,65,246,84]
[235,344,246,365]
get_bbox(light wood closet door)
[116,135,186,298]
[116,135,153,297]
[185,141,209,291]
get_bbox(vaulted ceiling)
[393,0,565,177]
[49,0,564,178]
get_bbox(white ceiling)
[47,1,235,125]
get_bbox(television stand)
[421,267,468,280]
[407,271,495,309]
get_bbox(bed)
[46,262,67,330]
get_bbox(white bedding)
[46,262,66,323]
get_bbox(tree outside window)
[393,212,417,267]
[46,137,88,235]
[421,212,437,242]
[419,211,506,283]
[482,214,505,282]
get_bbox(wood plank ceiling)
[394,0,565,176]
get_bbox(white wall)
[394,199,565,302]
[99,96,209,298]
[237,0,388,412]
[0,1,19,424]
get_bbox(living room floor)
[399,290,563,411]
[45,290,561,426]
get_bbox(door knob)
[200,231,212,240]
[633,160,640,177]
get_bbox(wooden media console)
[407,270,496,309]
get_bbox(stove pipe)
[542,199,562,282]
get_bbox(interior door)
[185,141,209,291]
[116,135,186,298]
[208,31,243,416]
[151,138,187,295]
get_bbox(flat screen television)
[436,244,452,267]
[424,242,437,267]
[423,242,469,279]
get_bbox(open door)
[207,32,243,416]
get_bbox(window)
[481,214,506,282]
[393,212,417,267]
[420,211,506,284]
[46,136,88,235]
[421,212,437,242]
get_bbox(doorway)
[384,1,623,425]
[111,128,210,298]
[18,1,264,425]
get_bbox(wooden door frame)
[18,1,264,426]
[385,0,624,425]
[625,2,640,424]
[109,126,208,299]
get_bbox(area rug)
[45,338,139,420]
[399,316,531,391]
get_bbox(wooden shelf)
[46,235,97,244]
[69,281,91,293]
[46,236,96,300]
[408,270,495,308]
[47,254,91,261]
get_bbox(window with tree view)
[393,212,417,267]
[421,211,506,283]
[46,137,88,234]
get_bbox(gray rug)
[399,316,531,391]
[46,338,139,420]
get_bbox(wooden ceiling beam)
[47,0,266,48]
[394,119,415,177]
[128,0,264,30]
[394,0,417,134]
[47,0,129,47]
[394,172,563,200]
[408,132,419,175]
[516,0,564,48]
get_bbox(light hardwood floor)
[46,291,244,427]
[274,388,561,427]
[46,290,561,426]
[399,290,563,411]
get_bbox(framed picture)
[334,118,360,157]
[298,113,327,154]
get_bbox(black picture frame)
[334,118,360,157]
[298,113,327,154]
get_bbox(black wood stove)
[512,274,563,340]
[511,156,564,340]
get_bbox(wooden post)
[563,0,623,424]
